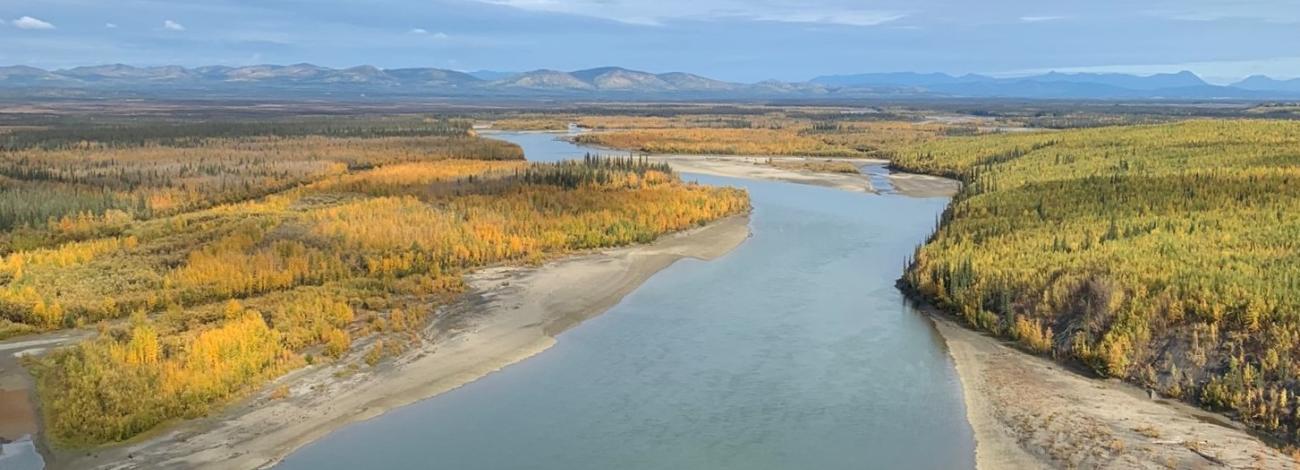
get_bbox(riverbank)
[924,306,1297,469]
[651,155,960,197]
[48,215,750,470]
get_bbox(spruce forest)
[896,120,1300,442]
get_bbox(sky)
[2,0,1299,83]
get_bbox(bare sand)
[653,155,876,192]
[886,170,963,198]
[927,310,1297,469]
[47,215,749,470]
[649,155,960,198]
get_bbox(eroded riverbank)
[928,309,1296,469]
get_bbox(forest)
[894,120,1300,443]
[1,116,748,446]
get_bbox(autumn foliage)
[5,117,748,446]
[571,120,945,159]
[897,120,1300,441]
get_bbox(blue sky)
[2,0,1298,83]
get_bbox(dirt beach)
[928,311,1297,469]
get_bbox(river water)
[277,132,975,470]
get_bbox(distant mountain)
[217,64,332,82]
[812,72,995,88]
[0,66,70,86]
[1232,75,1300,93]
[466,70,518,81]
[657,72,740,91]
[571,67,673,91]
[494,69,597,91]
[809,70,1263,100]
[811,70,1207,90]
[60,64,195,82]
[492,67,750,94]
[0,63,1294,100]
[385,68,482,87]
[1022,71,1208,90]
[751,80,831,95]
[325,65,395,84]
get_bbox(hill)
[0,64,1297,100]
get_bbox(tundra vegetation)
[0,116,747,446]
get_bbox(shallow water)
[858,162,897,194]
[0,436,44,469]
[482,130,599,163]
[277,133,975,470]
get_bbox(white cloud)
[410,28,450,39]
[1020,16,1065,22]
[105,22,118,29]
[755,12,905,27]
[163,19,185,31]
[13,16,56,30]
[477,0,902,27]
[1142,5,1300,24]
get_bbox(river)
[276,132,976,469]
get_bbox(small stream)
[858,163,897,195]
[277,133,975,470]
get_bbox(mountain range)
[1,63,1296,100]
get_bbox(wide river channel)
[277,131,976,469]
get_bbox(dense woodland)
[895,120,1300,443]
[2,117,747,445]
[0,118,520,253]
